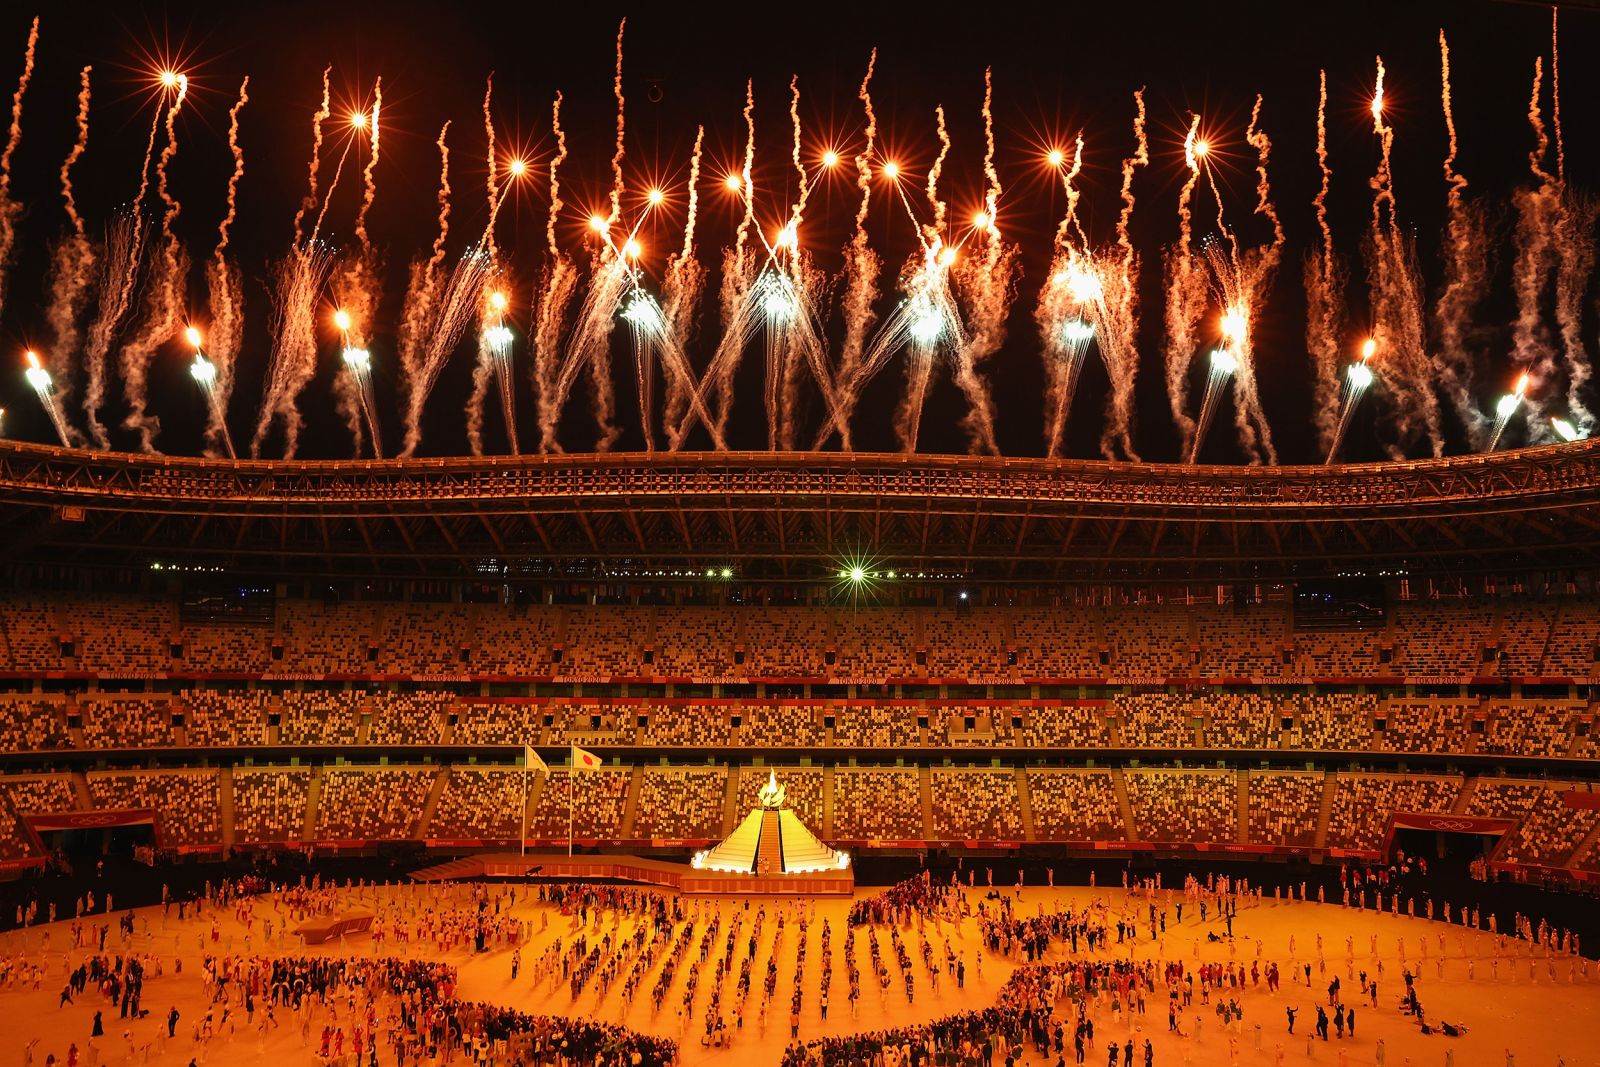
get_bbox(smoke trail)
[252,244,334,457]
[465,284,503,456]
[763,77,846,451]
[201,76,249,458]
[1431,34,1492,447]
[82,75,169,448]
[468,76,520,459]
[788,76,813,223]
[704,81,759,443]
[533,97,579,452]
[1162,115,1207,455]
[119,74,190,452]
[481,76,499,258]
[1554,191,1597,430]
[355,78,381,248]
[43,64,94,439]
[608,20,626,224]
[395,121,489,458]
[1304,70,1347,455]
[296,76,367,471]
[0,16,37,328]
[1100,88,1147,461]
[1224,95,1281,465]
[662,126,706,449]
[982,68,1003,223]
[1367,56,1444,458]
[926,105,950,233]
[308,135,354,246]
[400,250,491,457]
[824,50,881,450]
[82,213,143,448]
[334,79,383,456]
[292,67,332,246]
[774,75,809,449]
[1542,11,1597,431]
[950,260,1012,458]
[1508,57,1560,432]
[253,69,344,458]
[1551,7,1564,186]
[947,79,1012,458]
[574,19,630,451]
[1038,137,1093,459]
[212,78,249,262]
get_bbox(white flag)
[524,746,548,775]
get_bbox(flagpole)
[567,768,574,858]
[520,761,529,859]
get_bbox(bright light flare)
[23,350,49,392]
[829,552,893,602]
[1062,319,1095,343]
[621,294,664,329]
[723,173,741,192]
[1514,372,1530,398]
[1347,362,1374,389]
[909,306,943,344]
[350,111,368,130]
[1361,337,1377,363]
[489,290,508,312]
[485,324,513,349]
[937,246,956,267]
[774,224,799,250]
[1193,140,1210,159]
[647,187,664,205]
[1065,265,1103,304]
[1046,148,1065,168]
[760,285,795,322]
[334,309,352,332]
[622,238,642,259]
[342,347,371,372]
[189,355,216,385]
[1209,348,1238,375]
[881,161,900,180]
[821,149,839,168]
[588,215,609,233]
[159,70,179,89]
[1220,306,1248,344]
[184,326,202,350]
[973,211,990,231]
[1551,417,1584,442]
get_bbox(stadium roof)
[1,439,1598,584]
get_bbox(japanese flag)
[571,745,602,771]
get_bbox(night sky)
[0,0,1595,463]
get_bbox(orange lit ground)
[1,882,1593,1066]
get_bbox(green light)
[720,567,732,579]
[850,566,866,582]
